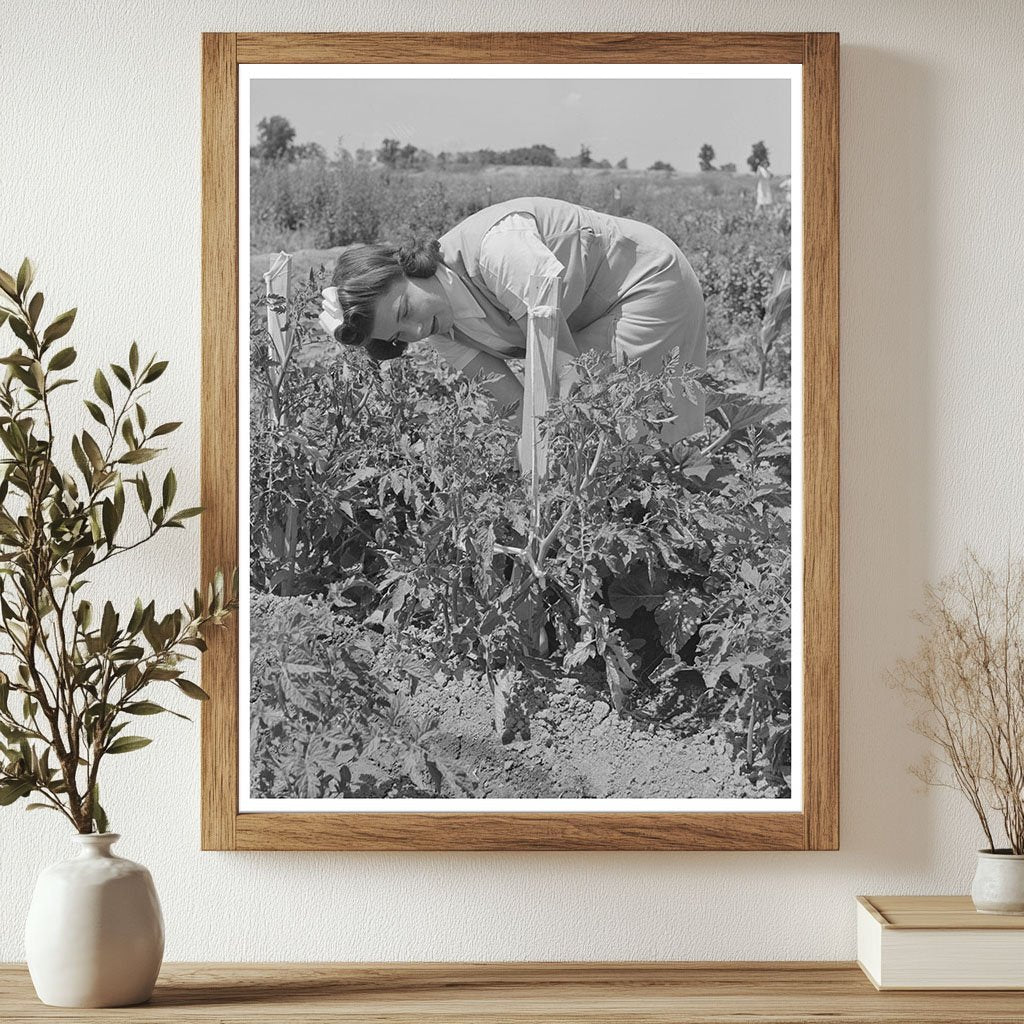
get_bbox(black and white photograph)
[241,65,801,810]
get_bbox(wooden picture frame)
[201,31,839,851]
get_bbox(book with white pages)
[857,895,1024,990]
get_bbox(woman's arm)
[478,214,582,402]
[461,350,525,428]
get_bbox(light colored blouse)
[429,212,564,371]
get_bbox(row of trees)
[252,116,769,175]
[377,140,630,171]
[250,118,632,170]
[699,141,770,173]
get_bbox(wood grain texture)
[3,962,1024,1023]
[801,32,841,852]
[234,810,806,852]
[235,32,807,64]
[200,32,841,851]
[200,32,238,852]
[862,895,1024,930]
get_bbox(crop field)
[247,160,793,802]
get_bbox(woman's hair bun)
[395,237,442,278]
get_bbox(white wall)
[1,0,1021,961]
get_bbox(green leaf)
[0,428,20,460]
[121,418,137,449]
[0,269,18,300]
[162,468,176,508]
[93,369,113,408]
[141,616,161,653]
[169,506,202,523]
[9,317,31,345]
[0,779,33,805]
[48,346,77,371]
[147,666,182,680]
[124,701,167,715]
[76,600,93,630]
[16,258,34,298]
[60,468,79,501]
[126,700,190,721]
[71,435,92,483]
[176,679,210,701]
[110,363,131,389]
[105,735,152,755]
[81,431,105,472]
[126,598,146,634]
[142,360,168,383]
[110,644,144,662]
[42,308,76,344]
[0,722,28,742]
[150,421,182,438]
[88,506,102,544]
[129,342,139,375]
[118,448,157,465]
[100,601,117,647]
[136,473,152,513]
[91,785,108,834]
[114,475,125,522]
[83,400,106,427]
[101,498,117,547]
[27,292,43,328]
[26,803,61,813]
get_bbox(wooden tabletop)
[3,962,1024,1023]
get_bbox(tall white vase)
[25,833,164,1007]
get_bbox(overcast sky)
[250,77,793,174]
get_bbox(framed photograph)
[201,32,838,850]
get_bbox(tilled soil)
[403,669,783,800]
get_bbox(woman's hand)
[461,350,525,423]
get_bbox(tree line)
[698,141,771,173]
[251,116,776,176]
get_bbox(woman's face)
[369,274,453,350]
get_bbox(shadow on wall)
[838,47,938,869]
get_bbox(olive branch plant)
[0,259,236,833]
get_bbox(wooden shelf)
[3,962,1024,1022]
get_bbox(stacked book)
[857,895,1024,990]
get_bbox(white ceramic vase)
[24,833,164,1007]
[971,849,1024,915]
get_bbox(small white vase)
[25,833,164,1007]
[971,849,1024,915]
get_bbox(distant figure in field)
[318,196,708,441]
[755,164,774,210]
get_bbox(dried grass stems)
[894,552,1024,854]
